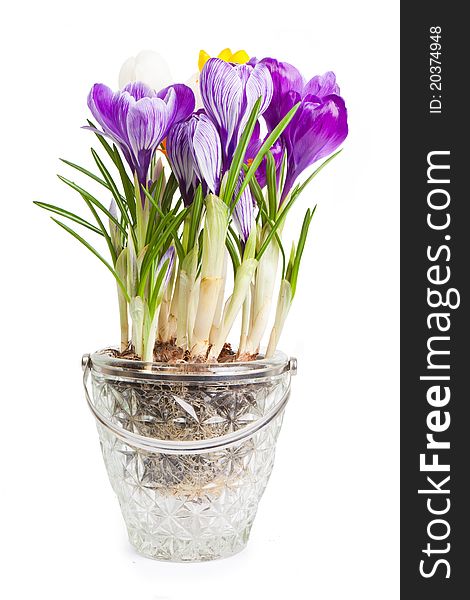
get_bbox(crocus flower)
[198,58,273,242]
[251,57,304,132]
[119,50,173,92]
[200,58,273,161]
[281,91,347,200]
[256,58,348,201]
[166,111,222,206]
[187,49,251,112]
[87,82,194,188]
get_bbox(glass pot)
[82,349,296,562]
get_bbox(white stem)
[187,275,201,350]
[142,310,159,365]
[245,225,279,354]
[265,279,292,358]
[208,258,258,360]
[190,195,228,358]
[209,251,228,345]
[237,286,251,356]
[118,289,129,352]
[130,296,145,357]
[191,276,223,356]
[167,266,180,341]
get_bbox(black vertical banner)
[401,4,469,599]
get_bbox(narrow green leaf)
[223,97,262,205]
[265,151,278,219]
[59,158,108,189]
[161,172,179,213]
[289,206,317,296]
[225,235,241,271]
[90,148,131,227]
[111,143,136,222]
[291,149,343,200]
[57,175,127,238]
[187,184,204,251]
[51,218,130,302]
[34,201,103,236]
[232,102,300,210]
[138,207,189,296]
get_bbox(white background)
[1,1,399,598]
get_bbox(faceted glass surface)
[89,353,291,562]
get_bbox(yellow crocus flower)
[198,48,250,72]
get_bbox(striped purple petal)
[232,177,255,243]
[200,58,273,161]
[167,112,221,206]
[87,82,181,189]
[192,114,222,194]
[166,117,199,205]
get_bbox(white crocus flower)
[119,50,173,91]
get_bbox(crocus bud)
[119,50,172,92]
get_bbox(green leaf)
[51,218,130,302]
[255,189,299,262]
[161,172,179,213]
[149,258,170,315]
[265,151,278,220]
[232,102,300,209]
[138,207,189,296]
[57,175,127,238]
[90,148,131,228]
[111,143,136,222]
[59,158,109,189]
[223,97,262,205]
[289,206,317,296]
[187,184,204,251]
[33,201,103,236]
[291,149,343,200]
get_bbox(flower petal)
[157,84,195,124]
[122,82,155,100]
[236,62,273,135]
[200,58,243,154]
[303,71,340,98]
[282,94,348,199]
[259,58,304,130]
[233,177,255,242]
[119,50,173,92]
[166,117,199,205]
[87,83,132,146]
[192,115,222,194]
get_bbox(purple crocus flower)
[251,57,304,132]
[166,111,222,206]
[281,91,347,199]
[256,59,348,201]
[200,58,273,163]
[197,58,274,242]
[87,82,194,188]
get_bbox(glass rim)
[88,347,295,382]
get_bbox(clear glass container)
[82,350,296,562]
